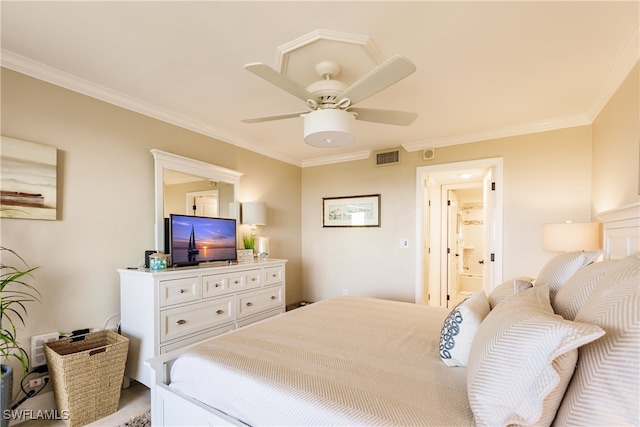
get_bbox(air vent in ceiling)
[375,149,400,166]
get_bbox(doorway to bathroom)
[415,158,503,307]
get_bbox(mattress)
[169,296,474,426]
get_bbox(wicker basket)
[44,330,129,427]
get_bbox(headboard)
[597,202,640,260]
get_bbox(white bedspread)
[169,297,474,426]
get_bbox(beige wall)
[1,59,637,385]
[299,63,638,305]
[302,125,594,302]
[0,70,302,374]
[592,62,640,214]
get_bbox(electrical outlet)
[399,239,409,248]
[31,332,59,368]
[29,377,42,388]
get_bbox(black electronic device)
[168,214,237,267]
[144,250,157,268]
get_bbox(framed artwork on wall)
[322,194,380,228]
[0,136,57,220]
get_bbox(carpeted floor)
[117,410,150,427]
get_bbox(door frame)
[414,157,504,305]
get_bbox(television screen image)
[169,214,237,266]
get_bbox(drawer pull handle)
[234,280,239,285]
[179,289,185,294]
[246,302,253,307]
[215,283,221,288]
[176,319,186,325]
[216,309,224,315]
[251,277,256,282]
[270,295,276,300]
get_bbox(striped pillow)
[467,285,604,426]
[487,276,533,309]
[552,260,615,320]
[553,253,639,426]
[535,250,602,302]
[439,290,490,367]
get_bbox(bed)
[147,202,639,426]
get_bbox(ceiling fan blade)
[349,107,418,126]
[241,111,308,124]
[245,62,314,103]
[337,55,416,105]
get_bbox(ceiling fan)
[241,55,418,147]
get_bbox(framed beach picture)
[322,194,380,227]
[1,136,57,220]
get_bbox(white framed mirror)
[152,149,243,251]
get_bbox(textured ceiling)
[1,1,638,167]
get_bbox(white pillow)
[467,285,604,426]
[487,276,533,309]
[535,250,602,301]
[439,290,490,367]
[553,253,639,426]
[552,260,615,320]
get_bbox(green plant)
[1,246,40,373]
[242,234,255,250]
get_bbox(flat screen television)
[169,214,237,266]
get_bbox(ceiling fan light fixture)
[304,109,355,147]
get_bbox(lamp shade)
[542,222,601,252]
[242,202,266,225]
[304,109,355,147]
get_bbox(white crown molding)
[1,49,303,167]
[585,27,640,122]
[301,150,371,168]
[402,114,591,152]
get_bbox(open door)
[446,190,459,308]
[482,168,496,295]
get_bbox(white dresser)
[119,259,286,387]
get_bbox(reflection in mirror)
[163,170,235,218]
[152,149,243,251]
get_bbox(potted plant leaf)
[1,246,40,425]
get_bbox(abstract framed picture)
[322,194,380,227]
[1,136,57,220]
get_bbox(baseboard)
[7,391,56,426]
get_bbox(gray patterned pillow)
[552,260,615,320]
[553,253,639,426]
[467,285,604,426]
[535,250,602,302]
[439,290,490,367]
[488,276,533,309]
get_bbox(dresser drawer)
[160,324,234,354]
[264,265,284,286]
[202,273,230,299]
[160,297,234,343]
[237,285,284,319]
[227,269,261,292]
[159,276,200,307]
[236,307,282,328]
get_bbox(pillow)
[467,285,604,427]
[552,260,615,320]
[439,290,490,367]
[488,276,533,309]
[553,253,639,426]
[534,250,602,302]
